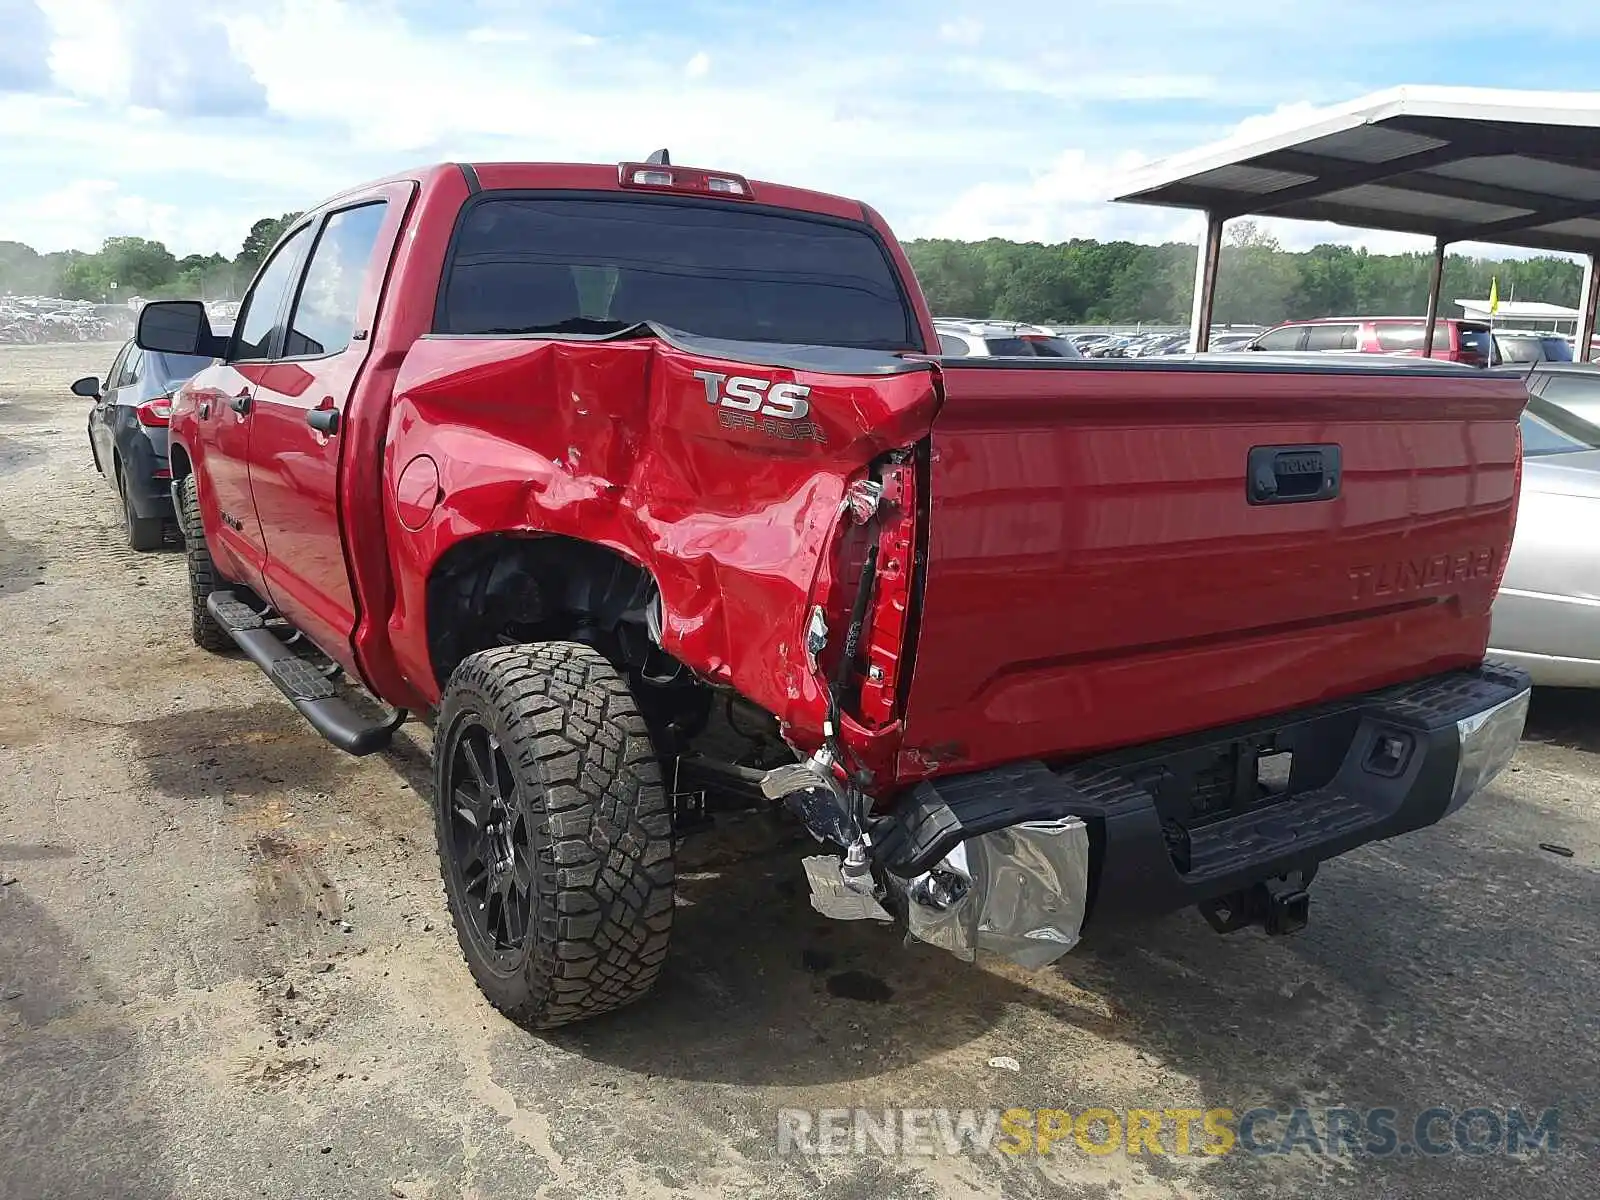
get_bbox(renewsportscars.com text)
[776,1105,1559,1159]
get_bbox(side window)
[1537,374,1600,406]
[937,332,972,356]
[1304,324,1358,352]
[118,347,144,388]
[1254,326,1302,351]
[104,344,131,392]
[284,202,389,358]
[233,225,312,361]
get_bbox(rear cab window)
[435,194,919,351]
[1018,335,1082,358]
[1456,323,1493,364]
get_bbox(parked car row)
[1,297,130,345]
[1241,316,1588,368]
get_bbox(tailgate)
[898,360,1526,778]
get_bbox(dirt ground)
[0,341,1595,1200]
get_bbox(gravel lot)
[1,342,1595,1200]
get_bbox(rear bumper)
[1488,646,1600,689]
[873,662,1530,926]
[116,426,173,520]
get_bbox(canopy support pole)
[1578,254,1599,364]
[1421,237,1448,358]
[1189,211,1224,353]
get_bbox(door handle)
[229,391,252,415]
[1247,444,1341,505]
[306,408,340,435]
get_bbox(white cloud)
[918,147,1200,244]
[0,0,53,93]
[0,178,245,256]
[42,0,266,116]
[937,17,982,45]
[466,26,530,44]
[685,51,711,80]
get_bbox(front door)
[90,342,131,472]
[192,223,316,592]
[247,189,407,669]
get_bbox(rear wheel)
[117,466,164,552]
[433,642,674,1029]
[177,475,232,652]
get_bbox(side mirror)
[136,300,225,357]
[71,376,101,399]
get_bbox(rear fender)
[382,335,940,782]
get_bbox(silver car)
[1489,394,1600,686]
[934,320,1083,358]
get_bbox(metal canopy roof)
[1115,87,1600,255]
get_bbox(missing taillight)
[855,460,917,728]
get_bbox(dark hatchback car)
[74,340,215,550]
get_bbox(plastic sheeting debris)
[896,816,1089,969]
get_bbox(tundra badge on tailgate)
[692,370,826,444]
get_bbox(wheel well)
[168,444,192,482]
[425,534,674,685]
[428,534,797,772]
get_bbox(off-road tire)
[118,467,164,552]
[434,642,674,1029]
[177,475,231,652]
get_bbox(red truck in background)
[135,156,1533,1028]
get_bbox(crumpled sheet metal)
[898,816,1089,969]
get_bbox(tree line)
[0,213,301,303]
[1,213,1585,327]
[902,222,1586,327]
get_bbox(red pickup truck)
[135,157,1532,1028]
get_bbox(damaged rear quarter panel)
[381,335,939,760]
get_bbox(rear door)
[247,188,408,666]
[899,359,1526,775]
[193,223,316,591]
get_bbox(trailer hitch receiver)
[1199,875,1311,936]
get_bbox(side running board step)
[206,590,406,756]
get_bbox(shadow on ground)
[0,881,169,1200]
[0,514,44,600]
[1523,687,1600,755]
[120,700,350,801]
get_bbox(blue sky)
[3,0,1599,258]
